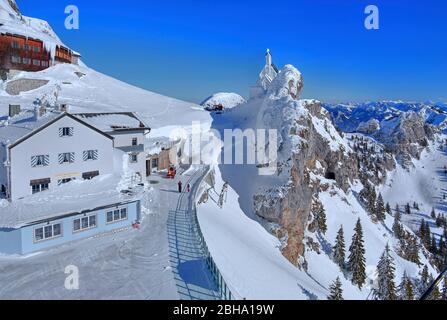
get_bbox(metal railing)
[191,166,238,300]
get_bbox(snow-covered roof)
[0,110,62,146]
[73,112,150,133]
[0,111,115,150]
[0,0,73,58]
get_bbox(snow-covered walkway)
[167,166,221,300]
[0,165,222,300]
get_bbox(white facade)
[110,130,146,180]
[7,114,114,200]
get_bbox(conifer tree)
[436,213,443,228]
[424,221,432,249]
[373,244,397,300]
[399,232,421,265]
[392,209,402,238]
[431,207,436,219]
[395,204,400,216]
[430,235,438,255]
[429,284,442,300]
[398,271,415,300]
[405,203,411,215]
[376,193,386,222]
[442,277,447,300]
[386,202,392,215]
[333,226,346,269]
[316,204,328,235]
[419,265,430,293]
[368,188,377,219]
[348,219,366,289]
[327,277,344,300]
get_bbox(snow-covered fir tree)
[431,207,437,219]
[398,271,415,300]
[405,203,411,215]
[316,203,327,235]
[333,226,345,269]
[385,202,392,215]
[348,219,366,289]
[327,277,344,300]
[392,209,402,238]
[376,193,386,222]
[418,265,430,295]
[373,244,397,300]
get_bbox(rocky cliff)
[252,65,359,265]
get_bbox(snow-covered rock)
[201,92,246,111]
[203,56,440,299]
[357,119,380,134]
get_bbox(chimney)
[60,104,70,113]
[33,105,46,121]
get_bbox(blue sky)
[18,0,447,103]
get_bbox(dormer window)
[59,127,73,137]
[132,138,138,146]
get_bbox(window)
[83,150,98,161]
[106,207,128,224]
[32,59,40,66]
[22,57,31,65]
[151,158,158,169]
[33,46,40,53]
[32,183,49,194]
[130,154,138,163]
[73,214,97,232]
[24,44,30,50]
[41,60,49,67]
[31,155,49,167]
[132,138,138,146]
[34,223,62,242]
[30,178,50,194]
[82,171,99,180]
[11,41,19,49]
[59,127,73,137]
[58,178,75,186]
[59,152,74,164]
[11,56,20,63]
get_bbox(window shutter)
[70,152,75,163]
[31,156,38,167]
[59,128,63,137]
[69,127,74,136]
[44,155,50,166]
[93,150,98,160]
[58,153,64,164]
[83,151,88,161]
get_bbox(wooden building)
[0,33,79,72]
[0,33,51,72]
